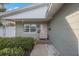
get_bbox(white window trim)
[24,24,37,33]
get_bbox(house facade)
[0,4,49,39]
[0,3,78,56]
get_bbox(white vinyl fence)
[0,26,15,37]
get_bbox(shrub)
[0,37,35,55]
[0,47,24,56]
[0,37,14,49]
[14,37,34,50]
[0,8,6,12]
[0,37,34,49]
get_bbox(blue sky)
[4,3,32,11]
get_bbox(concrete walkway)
[30,44,48,56]
[48,44,60,56]
[30,44,60,56]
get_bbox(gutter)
[46,3,64,20]
[45,3,52,18]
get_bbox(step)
[35,40,48,44]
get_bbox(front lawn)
[0,37,35,56]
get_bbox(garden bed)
[0,37,35,56]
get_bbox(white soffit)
[0,3,63,21]
[1,4,48,19]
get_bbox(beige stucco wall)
[16,22,38,39]
[16,22,48,39]
[49,4,78,56]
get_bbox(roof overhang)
[0,3,63,22]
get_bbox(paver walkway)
[30,44,60,56]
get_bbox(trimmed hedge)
[0,47,24,56]
[0,37,35,56]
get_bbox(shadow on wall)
[48,4,78,56]
[66,10,79,55]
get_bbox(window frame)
[24,24,37,33]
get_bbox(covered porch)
[0,3,62,39]
[15,20,48,40]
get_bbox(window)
[24,24,36,32]
[30,24,36,32]
[24,24,30,32]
